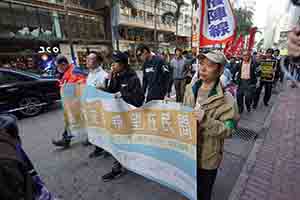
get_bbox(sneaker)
[102,169,125,182]
[89,147,104,158]
[264,102,269,107]
[52,138,71,148]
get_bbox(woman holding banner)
[184,51,238,200]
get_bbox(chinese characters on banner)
[200,0,236,47]
[62,84,198,200]
[260,60,276,82]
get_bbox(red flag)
[247,27,257,52]
[227,34,244,57]
[234,35,245,57]
[224,39,234,58]
[199,0,237,47]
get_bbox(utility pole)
[64,0,76,64]
[154,0,159,51]
[190,4,194,49]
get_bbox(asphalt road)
[18,107,187,200]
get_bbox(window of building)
[58,13,67,39]
[12,4,27,32]
[38,8,55,37]
[0,2,15,38]
[25,6,39,32]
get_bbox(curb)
[228,93,281,200]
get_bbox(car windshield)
[9,69,41,79]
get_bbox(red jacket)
[59,64,86,86]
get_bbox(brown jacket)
[183,80,237,170]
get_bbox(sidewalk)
[229,87,300,200]
[212,89,279,200]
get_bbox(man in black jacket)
[236,51,258,113]
[136,44,170,102]
[102,51,144,182]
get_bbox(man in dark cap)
[101,51,144,182]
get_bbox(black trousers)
[174,79,186,102]
[197,168,218,200]
[237,80,254,113]
[253,81,273,107]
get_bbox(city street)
[17,88,279,200]
[0,0,298,200]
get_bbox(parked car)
[0,68,61,117]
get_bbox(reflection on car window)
[0,72,27,84]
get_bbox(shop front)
[0,38,61,75]
[0,0,112,74]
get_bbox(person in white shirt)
[86,52,108,89]
[85,52,109,158]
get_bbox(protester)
[136,44,170,102]
[236,51,258,113]
[161,51,173,97]
[102,51,144,181]
[225,57,237,79]
[253,48,276,108]
[0,114,57,200]
[170,48,187,102]
[84,52,110,158]
[273,49,284,91]
[183,51,237,200]
[52,55,86,148]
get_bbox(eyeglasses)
[199,59,219,70]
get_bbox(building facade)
[114,0,192,54]
[0,0,112,72]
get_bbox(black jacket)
[0,115,36,200]
[142,56,170,102]
[236,60,259,86]
[106,69,144,107]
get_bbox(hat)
[201,51,227,66]
[112,51,128,64]
[0,114,19,139]
[55,55,69,65]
